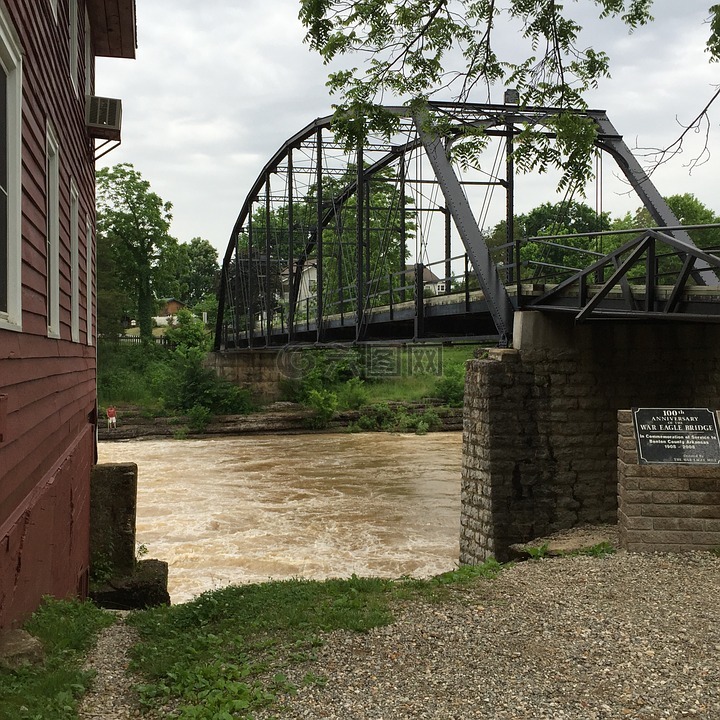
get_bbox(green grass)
[569,541,616,558]
[0,598,114,720]
[361,344,481,405]
[128,562,503,719]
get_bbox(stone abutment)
[461,311,720,563]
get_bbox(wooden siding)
[0,426,93,626]
[0,0,114,627]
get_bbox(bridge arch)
[214,102,720,352]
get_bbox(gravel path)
[257,551,720,720]
[77,612,143,720]
[77,551,720,719]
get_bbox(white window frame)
[46,123,60,338]
[69,0,78,96]
[70,180,79,342]
[84,10,92,97]
[85,216,93,345]
[0,7,22,333]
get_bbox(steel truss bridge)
[214,102,720,351]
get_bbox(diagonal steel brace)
[414,115,514,342]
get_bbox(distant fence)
[117,335,175,348]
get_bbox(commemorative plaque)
[632,408,720,465]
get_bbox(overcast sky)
[96,1,720,258]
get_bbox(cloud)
[96,0,720,256]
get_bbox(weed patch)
[0,598,114,719]
[128,563,503,718]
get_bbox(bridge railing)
[522,224,720,319]
[503,224,720,297]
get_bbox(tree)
[96,231,133,339]
[608,193,720,281]
[184,238,220,306]
[154,236,219,308]
[489,200,611,279]
[97,164,174,340]
[300,1,720,194]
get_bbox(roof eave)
[87,0,137,59]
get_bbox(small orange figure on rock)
[107,405,117,430]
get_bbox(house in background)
[422,266,444,295]
[0,0,136,628]
[158,297,187,317]
[280,261,317,305]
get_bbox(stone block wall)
[206,350,284,404]
[461,312,720,564]
[618,410,720,552]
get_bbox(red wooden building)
[0,0,136,627]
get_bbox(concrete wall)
[90,463,138,578]
[205,350,284,404]
[618,410,720,552]
[461,311,720,563]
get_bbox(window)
[0,64,7,315]
[0,7,21,332]
[69,0,78,95]
[85,217,92,345]
[84,10,92,97]
[70,180,79,342]
[49,0,58,22]
[46,123,60,337]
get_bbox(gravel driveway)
[256,551,720,720]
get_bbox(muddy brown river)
[98,432,463,603]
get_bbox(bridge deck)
[220,283,720,350]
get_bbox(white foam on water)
[98,432,462,603]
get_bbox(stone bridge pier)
[205,350,286,404]
[461,310,720,563]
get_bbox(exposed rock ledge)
[508,524,620,560]
[98,402,463,441]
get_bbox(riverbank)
[70,538,720,720]
[97,401,463,441]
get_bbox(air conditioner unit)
[86,96,122,141]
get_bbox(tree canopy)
[97,164,220,340]
[154,236,219,308]
[300,1,720,194]
[97,164,174,340]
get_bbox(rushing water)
[98,432,463,603]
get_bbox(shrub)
[161,347,253,414]
[305,389,338,429]
[338,377,369,410]
[164,308,210,350]
[433,366,465,407]
[188,404,212,433]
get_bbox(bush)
[433,366,465,407]
[162,347,253,414]
[280,349,363,404]
[165,308,210,351]
[188,404,212,433]
[350,404,442,434]
[98,338,253,416]
[337,377,369,410]
[305,389,338,429]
